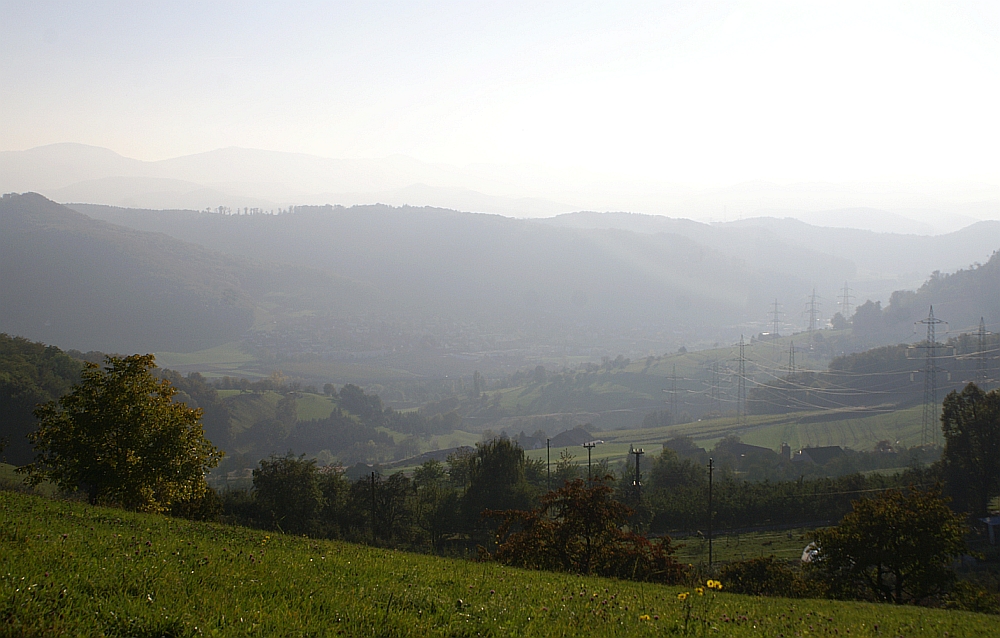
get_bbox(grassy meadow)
[672,528,814,565]
[1,491,994,637]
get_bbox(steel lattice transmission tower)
[839,282,854,318]
[916,306,947,447]
[770,299,782,337]
[737,335,747,428]
[805,289,821,334]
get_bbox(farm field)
[518,405,923,472]
[1,491,993,637]
[597,405,924,455]
[672,528,815,565]
[154,341,420,383]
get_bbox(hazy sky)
[2,1,998,187]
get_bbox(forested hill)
[851,249,1000,346]
[543,211,1000,295]
[0,333,82,465]
[67,202,849,339]
[0,193,367,353]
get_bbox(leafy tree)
[718,556,805,597]
[487,477,685,583]
[338,384,385,425]
[940,383,1000,515]
[252,453,324,533]
[160,369,232,449]
[346,471,415,543]
[814,488,965,604]
[413,460,460,550]
[462,438,535,530]
[553,448,581,483]
[830,311,850,330]
[649,448,706,490]
[21,354,222,513]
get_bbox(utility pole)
[707,457,714,567]
[630,446,644,502]
[583,441,596,481]
[670,364,678,423]
[839,282,854,318]
[370,471,377,543]
[769,298,782,343]
[978,318,991,387]
[787,341,796,376]
[710,360,721,415]
[737,335,746,427]
[915,306,947,447]
[546,438,551,491]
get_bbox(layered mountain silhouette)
[3,143,997,230]
[3,193,998,358]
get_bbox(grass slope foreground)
[0,492,993,637]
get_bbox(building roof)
[792,446,845,465]
[549,426,594,448]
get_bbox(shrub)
[718,556,803,597]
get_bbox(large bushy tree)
[21,354,222,512]
[252,453,324,534]
[815,488,965,604]
[487,477,685,583]
[462,437,535,528]
[940,383,1000,515]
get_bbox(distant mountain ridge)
[3,193,999,365]
[3,143,998,230]
[541,211,1000,297]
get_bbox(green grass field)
[294,392,338,421]
[596,405,924,456]
[516,404,923,472]
[154,341,421,383]
[672,528,814,565]
[1,491,993,637]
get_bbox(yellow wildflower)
[677,592,689,601]
[639,614,651,621]
[695,587,705,595]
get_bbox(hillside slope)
[0,194,366,353]
[1,491,993,636]
[68,203,848,340]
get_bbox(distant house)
[981,515,1000,545]
[664,437,708,460]
[792,446,845,465]
[516,431,545,450]
[727,442,778,460]
[549,426,594,448]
